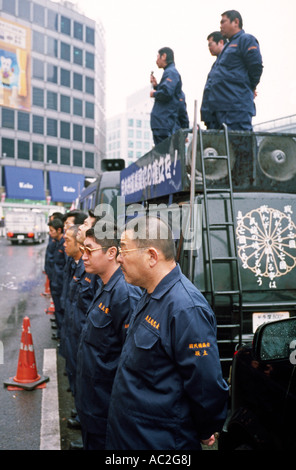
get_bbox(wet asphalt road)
[0,237,219,453]
[0,237,80,450]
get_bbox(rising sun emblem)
[236,205,296,288]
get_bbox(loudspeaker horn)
[258,136,296,182]
[188,133,236,181]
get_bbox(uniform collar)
[228,28,244,42]
[100,266,123,292]
[150,263,181,300]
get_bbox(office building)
[0,0,105,205]
[106,87,154,167]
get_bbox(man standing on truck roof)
[202,10,263,131]
[150,47,188,145]
[200,31,226,129]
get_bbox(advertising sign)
[0,17,31,111]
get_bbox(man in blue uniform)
[200,31,226,129]
[106,216,228,450]
[150,47,187,145]
[203,10,263,130]
[75,223,141,450]
[47,218,67,340]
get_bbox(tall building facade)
[0,0,105,204]
[106,87,154,167]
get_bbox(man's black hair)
[158,47,174,65]
[207,31,226,44]
[222,10,243,29]
[48,218,64,231]
[63,210,87,225]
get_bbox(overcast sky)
[75,0,296,126]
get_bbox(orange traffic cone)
[45,298,55,314]
[41,275,51,297]
[3,317,49,391]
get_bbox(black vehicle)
[118,124,296,378]
[219,316,296,450]
[78,158,125,217]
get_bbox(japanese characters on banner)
[120,133,186,204]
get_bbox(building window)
[60,68,71,88]
[73,149,83,167]
[60,16,71,35]
[60,121,70,139]
[85,101,94,119]
[33,31,44,54]
[18,140,30,160]
[2,138,14,158]
[74,21,83,40]
[47,118,57,137]
[47,64,58,83]
[73,124,82,141]
[47,91,58,111]
[33,4,45,26]
[85,51,95,70]
[85,76,94,95]
[60,94,70,113]
[60,147,70,165]
[85,127,94,144]
[33,87,44,107]
[85,151,94,169]
[18,0,30,20]
[47,145,58,163]
[86,26,95,45]
[2,108,14,129]
[61,42,71,62]
[33,143,44,162]
[73,47,83,65]
[33,59,44,80]
[128,119,134,127]
[47,9,58,31]
[2,0,15,15]
[73,72,83,91]
[33,115,44,134]
[47,36,58,57]
[18,111,30,131]
[73,98,83,116]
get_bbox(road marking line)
[40,348,61,450]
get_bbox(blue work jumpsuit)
[75,267,141,450]
[201,29,263,130]
[63,259,98,395]
[150,62,183,145]
[50,236,67,338]
[106,264,229,450]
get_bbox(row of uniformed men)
[45,210,229,451]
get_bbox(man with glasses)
[74,222,141,450]
[105,216,228,450]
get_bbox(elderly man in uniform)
[106,216,228,450]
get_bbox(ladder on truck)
[199,124,243,371]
